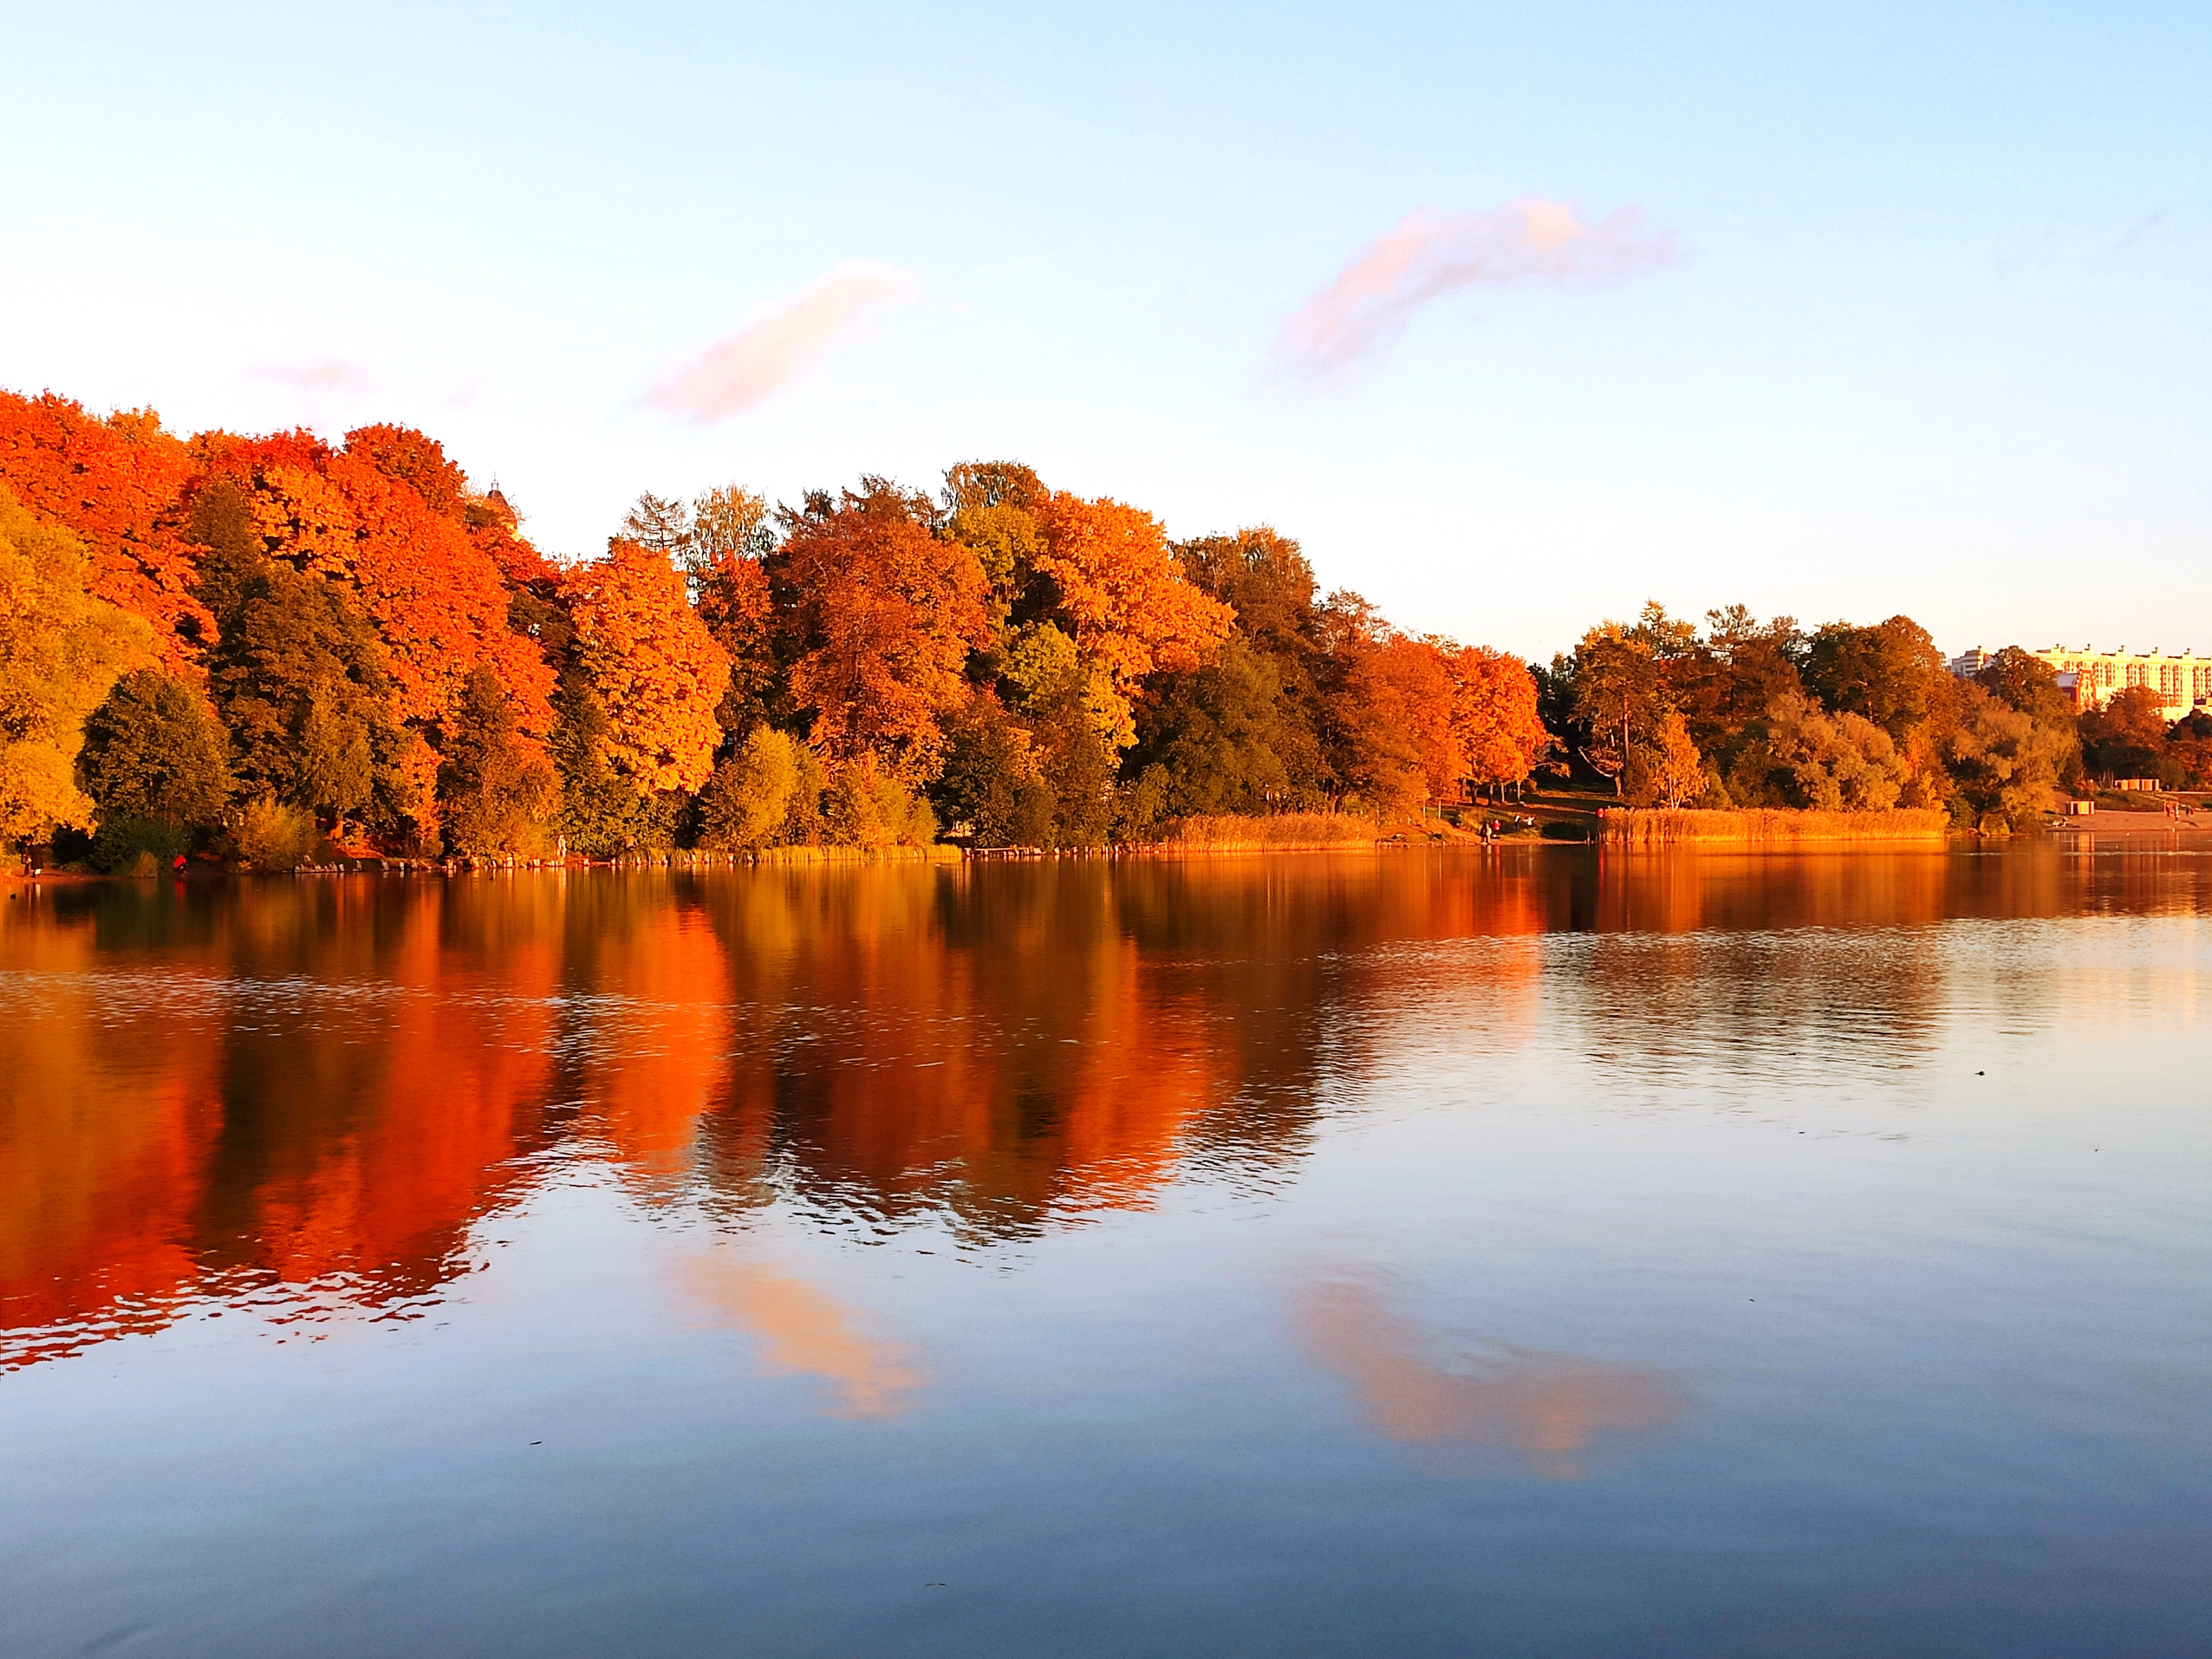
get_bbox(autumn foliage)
[781,481,990,781]
[0,392,206,673]
[1,382,1552,862]
[564,539,728,793]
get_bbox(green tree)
[1947,682,2072,827]
[1973,646,2082,789]
[437,665,555,856]
[617,491,693,559]
[193,478,412,834]
[1975,647,2074,727]
[780,740,827,845]
[1129,634,1296,816]
[697,726,801,851]
[2078,685,2167,782]
[1802,616,1949,741]
[1140,525,1328,810]
[1030,692,1117,846]
[1760,688,1909,810]
[942,460,1047,613]
[1649,710,1707,808]
[2165,710,2212,789]
[1567,622,1666,796]
[215,570,408,827]
[548,674,677,854]
[1673,605,1806,766]
[77,668,231,827]
[932,691,1053,846]
[823,759,937,848]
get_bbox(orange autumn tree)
[333,446,556,737]
[1444,644,1549,795]
[686,484,776,730]
[185,427,560,844]
[780,480,990,781]
[210,429,557,740]
[1314,596,1453,815]
[1031,492,1234,749]
[562,537,729,793]
[0,392,208,674]
[1374,635,1465,802]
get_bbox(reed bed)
[1133,812,1383,853]
[743,844,961,866]
[1596,807,1949,845]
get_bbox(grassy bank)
[1596,807,1949,845]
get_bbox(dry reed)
[1140,812,1381,852]
[1595,807,1949,845]
[745,844,962,865]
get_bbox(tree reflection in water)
[3,847,2204,1374]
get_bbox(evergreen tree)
[549,672,678,853]
[1130,634,1297,817]
[932,691,1053,846]
[192,478,411,832]
[77,667,233,854]
[437,665,554,856]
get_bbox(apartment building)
[1947,646,2212,722]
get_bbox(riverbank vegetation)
[1594,807,1950,845]
[6,388,2208,870]
[1533,604,2211,831]
[0,392,1548,868]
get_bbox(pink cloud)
[651,260,920,421]
[247,357,374,394]
[1275,199,1678,382]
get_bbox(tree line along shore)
[3,390,2205,874]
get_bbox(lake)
[3,848,2208,1657]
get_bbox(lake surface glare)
[3,847,2208,1658]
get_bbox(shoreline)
[14,826,2212,889]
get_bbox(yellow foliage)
[0,487,155,843]
[564,540,731,793]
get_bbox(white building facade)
[1958,646,2212,723]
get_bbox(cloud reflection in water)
[1298,1279,1688,1478]
[674,1254,924,1420]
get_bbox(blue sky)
[4,1,2206,658]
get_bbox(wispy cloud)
[1275,199,1678,383]
[650,260,920,421]
[247,357,374,394]
[2115,207,2172,251]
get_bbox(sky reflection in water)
[2,847,2208,1657]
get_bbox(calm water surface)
[3,848,2208,1657]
